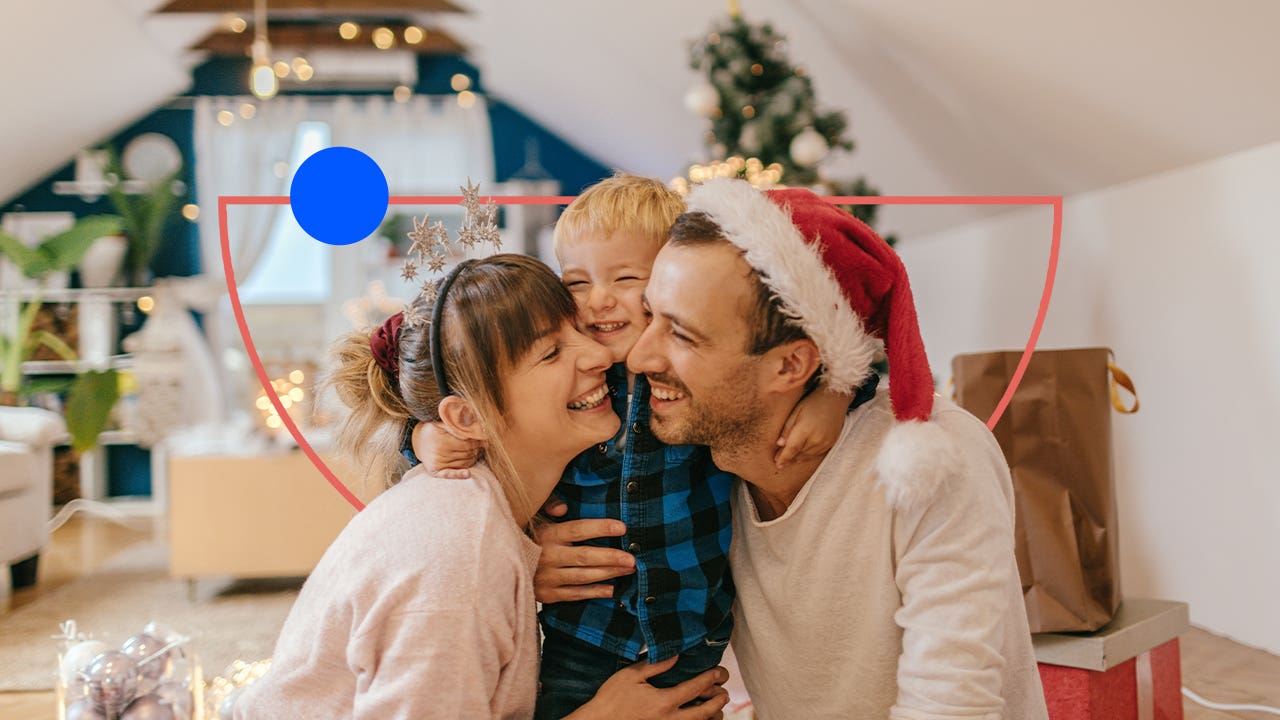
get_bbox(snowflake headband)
[402,179,503,397]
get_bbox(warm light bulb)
[181,204,199,221]
[137,296,155,313]
[404,26,425,44]
[217,110,235,126]
[239,103,256,119]
[289,370,305,383]
[291,56,308,73]
[456,90,476,108]
[295,64,314,81]
[289,388,304,402]
[450,73,471,92]
[372,27,395,49]
[339,21,359,40]
[251,63,278,99]
[227,15,247,33]
[273,61,290,78]
[393,85,412,103]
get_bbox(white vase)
[78,234,128,288]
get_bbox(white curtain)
[193,95,309,423]
[327,94,494,193]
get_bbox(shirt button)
[628,542,640,553]
[609,386,619,397]
[617,600,626,609]
[626,481,639,493]
[644,596,656,605]
[632,421,644,434]
[597,443,608,454]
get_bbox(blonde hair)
[326,254,578,526]
[553,173,685,257]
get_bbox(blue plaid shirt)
[401,364,880,664]
[539,363,736,662]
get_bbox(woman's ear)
[436,396,487,442]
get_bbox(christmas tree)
[683,9,896,245]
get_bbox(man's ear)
[766,339,823,393]
[436,396,487,442]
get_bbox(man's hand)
[534,519,635,604]
[565,657,730,720]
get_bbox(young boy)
[407,174,852,718]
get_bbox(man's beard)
[647,372,768,452]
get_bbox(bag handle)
[1107,353,1139,414]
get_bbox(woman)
[234,255,729,719]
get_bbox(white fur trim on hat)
[685,179,879,394]
[876,419,958,510]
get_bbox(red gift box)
[1034,599,1189,720]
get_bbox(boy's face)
[558,230,663,364]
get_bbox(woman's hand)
[533,519,635,603]
[411,421,481,477]
[565,657,730,720]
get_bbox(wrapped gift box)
[1034,598,1189,720]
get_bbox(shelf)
[53,429,141,447]
[52,179,160,196]
[0,287,154,302]
[22,354,132,375]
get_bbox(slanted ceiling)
[7,0,1280,237]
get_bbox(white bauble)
[683,83,720,118]
[739,123,762,154]
[789,127,829,167]
[61,641,110,685]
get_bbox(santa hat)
[684,178,955,509]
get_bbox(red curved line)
[218,196,366,511]
[983,197,1063,429]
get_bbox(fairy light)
[676,155,785,195]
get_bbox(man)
[540,178,1049,718]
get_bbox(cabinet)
[0,286,163,505]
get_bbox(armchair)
[0,405,66,590]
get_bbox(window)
[238,121,332,305]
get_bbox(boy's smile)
[557,230,663,364]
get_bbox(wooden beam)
[157,0,465,13]
[193,22,465,54]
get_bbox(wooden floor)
[2,516,1278,719]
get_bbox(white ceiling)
[6,0,1280,237]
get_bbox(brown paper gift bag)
[950,347,1138,633]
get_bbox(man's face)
[627,242,769,453]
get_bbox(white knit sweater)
[730,393,1048,720]
[235,464,542,719]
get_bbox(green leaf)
[23,375,75,395]
[40,215,124,271]
[0,231,44,278]
[27,329,78,362]
[66,369,119,452]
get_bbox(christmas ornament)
[789,127,829,167]
[120,632,173,693]
[121,693,180,720]
[739,123,762,154]
[61,640,109,686]
[65,700,109,720]
[683,82,720,117]
[82,651,140,717]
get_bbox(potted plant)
[0,214,124,450]
[105,149,184,287]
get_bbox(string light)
[372,27,395,49]
[450,73,471,92]
[181,204,199,221]
[404,26,425,44]
[676,155,785,195]
[239,103,256,119]
[457,90,476,108]
[339,21,359,40]
[217,111,235,126]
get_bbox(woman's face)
[500,319,619,471]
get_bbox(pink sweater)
[234,464,543,719]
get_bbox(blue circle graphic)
[289,147,389,246]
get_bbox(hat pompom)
[876,419,957,511]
